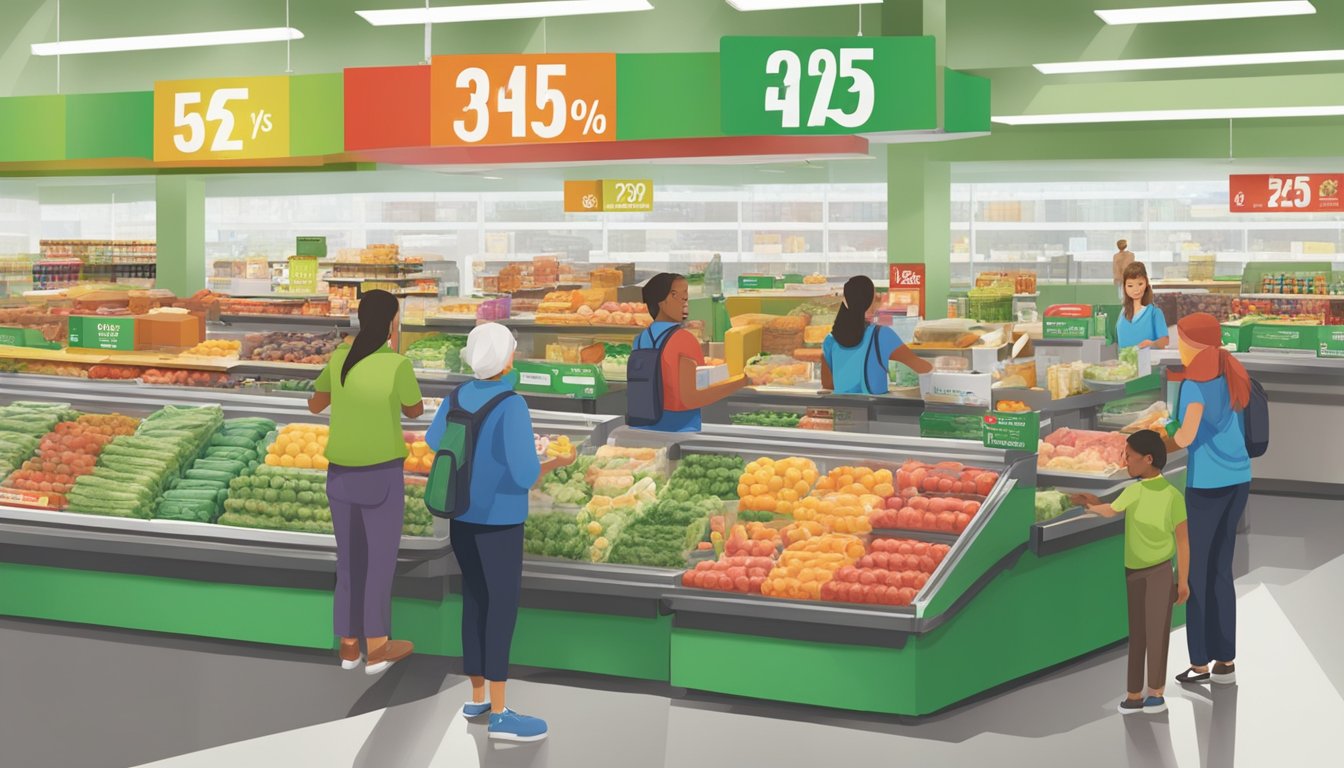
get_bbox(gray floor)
[2,494,1342,768]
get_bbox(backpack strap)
[864,326,883,395]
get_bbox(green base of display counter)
[0,530,1181,716]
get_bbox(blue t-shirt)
[1117,303,1169,349]
[1180,377,1252,489]
[630,321,702,433]
[424,378,541,526]
[822,325,904,395]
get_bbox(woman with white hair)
[424,322,572,743]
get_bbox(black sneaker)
[1118,697,1145,715]
[1211,662,1236,685]
[1143,696,1168,714]
[1176,667,1211,684]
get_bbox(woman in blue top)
[1116,262,1170,350]
[1169,312,1252,689]
[425,322,573,743]
[821,275,932,394]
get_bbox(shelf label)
[68,316,136,351]
[1043,317,1091,340]
[153,76,291,162]
[431,54,616,147]
[1320,327,1344,359]
[1230,173,1342,213]
[720,36,935,136]
[982,411,1040,451]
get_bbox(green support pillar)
[888,152,951,319]
[155,176,205,296]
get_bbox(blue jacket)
[424,379,540,526]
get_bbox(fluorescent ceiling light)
[1036,48,1344,74]
[727,0,882,11]
[992,105,1344,125]
[31,27,302,56]
[1096,1,1315,25]
[358,0,652,26]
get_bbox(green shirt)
[1112,475,1187,570]
[316,345,422,467]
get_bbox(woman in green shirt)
[308,290,424,675]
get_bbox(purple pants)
[328,459,405,638]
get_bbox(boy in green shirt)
[1072,430,1190,716]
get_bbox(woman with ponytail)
[308,290,424,674]
[822,275,932,394]
[1169,312,1251,688]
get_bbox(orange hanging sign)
[430,54,617,147]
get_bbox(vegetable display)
[606,496,720,568]
[729,410,803,429]
[524,512,588,559]
[2,413,139,508]
[1034,490,1072,523]
[264,423,330,470]
[663,453,745,502]
[155,415,272,523]
[404,334,468,371]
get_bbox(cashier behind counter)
[1117,262,1170,350]
[628,273,747,432]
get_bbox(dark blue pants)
[1185,483,1250,667]
[450,520,524,682]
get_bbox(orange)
[305,442,321,456]
[295,454,314,469]
[420,454,433,471]
[285,442,301,457]
[279,454,296,468]
[264,453,280,466]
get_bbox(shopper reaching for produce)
[1116,262,1169,350]
[307,289,424,677]
[627,273,747,432]
[1070,430,1189,716]
[424,322,573,743]
[821,275,932,395]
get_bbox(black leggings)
[450,520,524,682]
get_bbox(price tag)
[430,54,616,147]
[0,327,24,346]
[982,412,1040,451]
[563,179,653,212]
[720,36,935,136]
[1229,173,1342,213]
[153,76,290,162]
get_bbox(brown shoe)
[365,639,413,675]
[339,640,362,671]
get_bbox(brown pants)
[1126,561,1175,693]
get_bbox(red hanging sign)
[1229,174,1342,213]
[888,263,926,318]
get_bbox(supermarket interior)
[1,0,1343,766]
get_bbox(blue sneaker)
[1143,696,1167,714]
[488,709,549,742]
[461,701,491,719]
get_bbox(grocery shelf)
[1236,293,1344,301]
[414,316,645,336]
[1030,508,1123,558]
[217,314,352,328]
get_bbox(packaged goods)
[742,355,814,387]
[1047,361,1089,399]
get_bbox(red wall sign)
[1230,173,1342,213]
[888,263,926,318]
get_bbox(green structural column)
[155,176,205,296]
[888,151,952,319]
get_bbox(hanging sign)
[720,36,935,136]
[563,179,653,212]
[888,263,926,318]
[1229,174,1342,213]
[430,54,617,147]
[153,76,291,162]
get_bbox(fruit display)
[812,465,895,500]
[88,365,143,380]
[524,511,589,559]
[729,410,802,428]
[543,434,575,459]
[242,332,341,364]
[724,523,783,557]
[1035,490,1073,523]
[737,456,818,514]
[20,362,88,378]
[141,369,233,388]
[67,406,226,521]
[895,460,1000,497]
[1038,428,1127,475]
[264,423,330,470]
[606,496,719,568]
[869,495,981,534]
[821,539,951,607]
[403,431,432,474]
[183,339,241,358]
[663,453,745,502]
[742,354,814,387]
[2,413,140,508]
[760,535,866,601]
[681,555,777,594]
[793,494,874,535]
[996,400,1032,413]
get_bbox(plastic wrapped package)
[912,319,984,348]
